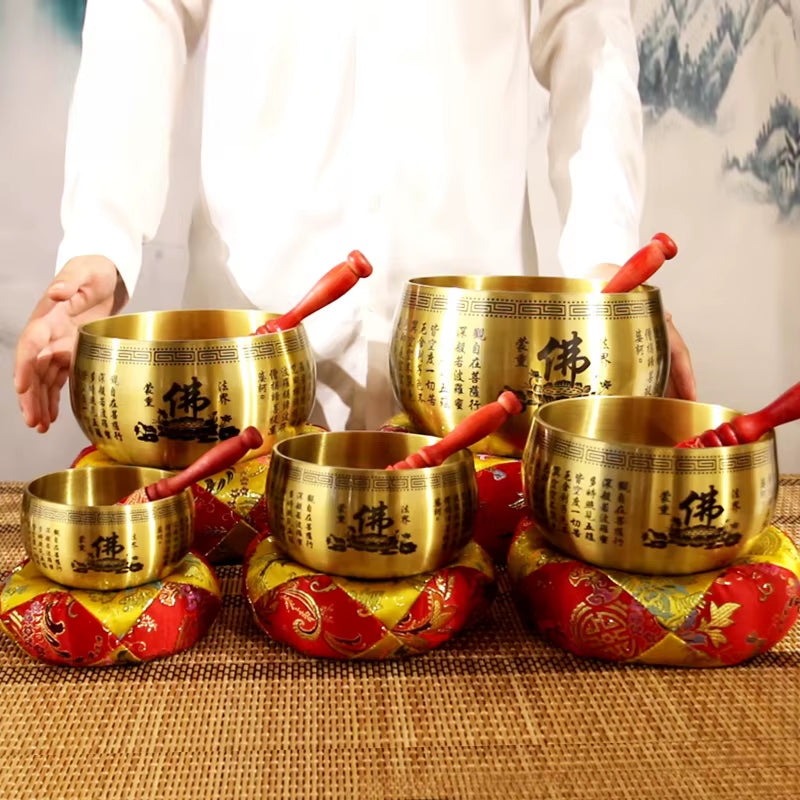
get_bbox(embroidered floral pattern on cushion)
[0,552,221,666]
[244,530,496,660]
[508,517,800,666]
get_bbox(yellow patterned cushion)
[244,531,496,659]
[0,552,221,667]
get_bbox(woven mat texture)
[0,478,799,800]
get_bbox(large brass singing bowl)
[70,309,316,468]
[266,431,478,579]
[522,396,778,575]
[390,277,669,458]
[21,466,195,590]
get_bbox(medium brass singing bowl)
[21,466,195,590]
[521,396,778,575]
[70,309,316,468]
[266,431,478,579]
[390,277,669,458]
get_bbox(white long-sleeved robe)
[56,0,645,430]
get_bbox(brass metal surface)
[522,396,778,574]
[21,466,195,590]
[390,277,669,458]
[70,309,316,468]
[266,431,478,578]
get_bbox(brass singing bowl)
[266,431,478,579]
[521,396,779,575]
[21,466,195,590]
[69,309,316,469]
[390,277,669,458]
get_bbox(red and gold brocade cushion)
[379,413,527,563]
[0,552,221,667]
[243,528,496,660]
[507,516,800,667]
[70,422,327,563]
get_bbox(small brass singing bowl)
[21,466,195,591]
[522,396,779,575]
[70,309,316,469]
[390,276,669,459]
[266,431,478,579]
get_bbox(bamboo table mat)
[0,478,798,800]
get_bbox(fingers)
[46,373,68,431]
[18,359,70,433]
[17,355,51,431]
[14,315,73,431]
[46,259,90,305]
[16,351,53,432]
[46,256,120,318]
[43,357,68,428]
[37,379,51,433]
[18,385,43,430]
[48,273,95,318]
[664,312,697,401]
[13,316,52,395]
[15,256,119,432]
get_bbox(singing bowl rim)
[22,465,195,510]
[527,395,777,453]
[402,275,663,298]
[76,307,306,345]
[270,430,477,472]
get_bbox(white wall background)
[1,0,798,481]
[0,2,194,479]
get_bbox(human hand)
[14,255,128,432]
[587,261,697,401]
[663,309,696,401]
